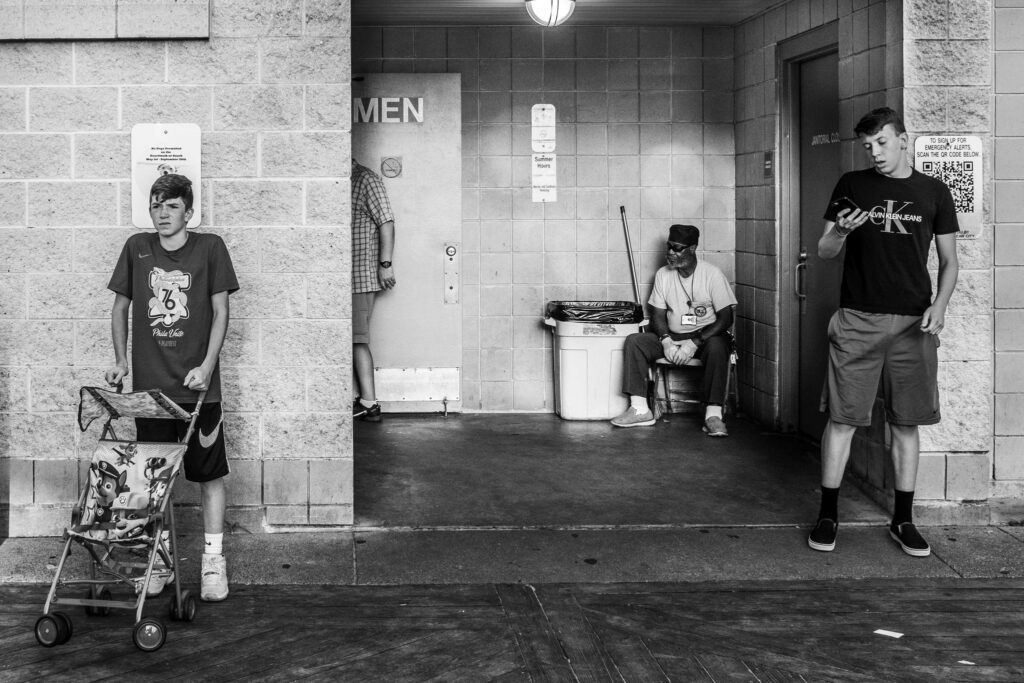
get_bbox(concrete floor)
[353,413,885,529]
[6,413,1024,586]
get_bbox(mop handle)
[619,206,641,306]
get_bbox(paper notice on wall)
[131,123,202,229]
[531,104,556,153]
[913,135,982,238]
[532,153,557,202]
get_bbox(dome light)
[525,0,576,27]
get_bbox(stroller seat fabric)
[72,440,186,542]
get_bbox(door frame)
[777,22,838,433]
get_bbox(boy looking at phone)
[808,107,959,558]
[106,173,239,601]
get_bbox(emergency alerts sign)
[914,135,982,237]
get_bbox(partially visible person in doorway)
[351,158,396,423]
[808,107,959,558]
[610,224,737,437]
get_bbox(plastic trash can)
[544,301,645,420]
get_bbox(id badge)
[681,314,698,326]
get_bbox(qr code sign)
[921,160,975,214]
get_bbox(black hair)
[150,173,194,212]
[854,107,906,137]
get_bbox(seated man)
[611,224,737,436]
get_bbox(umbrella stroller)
[34,386,205,652]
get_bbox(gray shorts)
[353,291,376,345]
[821,308,940,427]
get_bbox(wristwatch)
[379,261,392,268]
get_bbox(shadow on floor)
[354,413,887,529]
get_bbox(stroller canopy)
[78,386,190,432]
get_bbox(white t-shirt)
[648,262,737,335]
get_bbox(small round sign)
[381,157,402,178]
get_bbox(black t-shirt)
[824,168,959,316]
[108,232,239,403]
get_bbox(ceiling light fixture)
[525,0,576,27]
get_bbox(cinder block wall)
[0,1,354,536]
[353,25,737,411]
[900,0,994,518]
[993,1,1024,502]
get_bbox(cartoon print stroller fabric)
[73,386,192,542]
[71,440,187,542]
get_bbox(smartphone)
[829,196,861,216]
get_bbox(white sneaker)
[201,553,229,602]
[145,555,174,597]
[610,406,656,428]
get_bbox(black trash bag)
[545,301,643,324]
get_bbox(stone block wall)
[353,24,737,411]
[898,0,994,518]
[0,0,354,536]
[993,0,1024,500]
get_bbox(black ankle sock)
[893,489,915,526]
[818,486,839,522]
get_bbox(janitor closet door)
[352,74,462,413]
[780,25,842,439]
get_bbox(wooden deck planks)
[2,578,1023,681]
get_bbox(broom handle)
[619,205,641,307]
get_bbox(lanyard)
[676,266,696,309]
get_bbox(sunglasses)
[666,242,696,253]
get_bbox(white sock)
[359,398,377,409]
[630,395,649,412]
[705,405,723,420]
[204,533,223,556]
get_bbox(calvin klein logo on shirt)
[868,200,922,234]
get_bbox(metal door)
[794,52,842,438]
[352,73,462,412]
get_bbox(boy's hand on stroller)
[184,367,208,391]
[105,364,128,387]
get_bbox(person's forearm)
[378,220,395,262]
[111,306,129,369]
[818,223,848,260]
[200,301,229,377]
[932,258,959,311]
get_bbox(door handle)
[794,249,807,300]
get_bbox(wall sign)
[353,97,425,123]
[531,103,556,153]
[131,123,202,229]
[532,153,557,203]
[914,135,982,238]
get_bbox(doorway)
[352,73,463,413]
[779,24,842,440]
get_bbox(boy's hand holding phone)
[830,196,869,237]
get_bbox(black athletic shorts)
[135,402,229,483]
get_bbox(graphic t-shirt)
[824,168,959,316]
[108,232,239,403]
[648,261,737,335]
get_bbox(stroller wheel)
[169,590,197,622]
[34,613,71,647]
[132,616,166,652]
[53,612,73,643]
[86,587,112,616]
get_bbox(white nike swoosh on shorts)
[198,418,222,449]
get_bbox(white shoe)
[145,555,174,597]
[201,553,229,602]
[610,406,656,428]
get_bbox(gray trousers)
[621,332,731,406]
